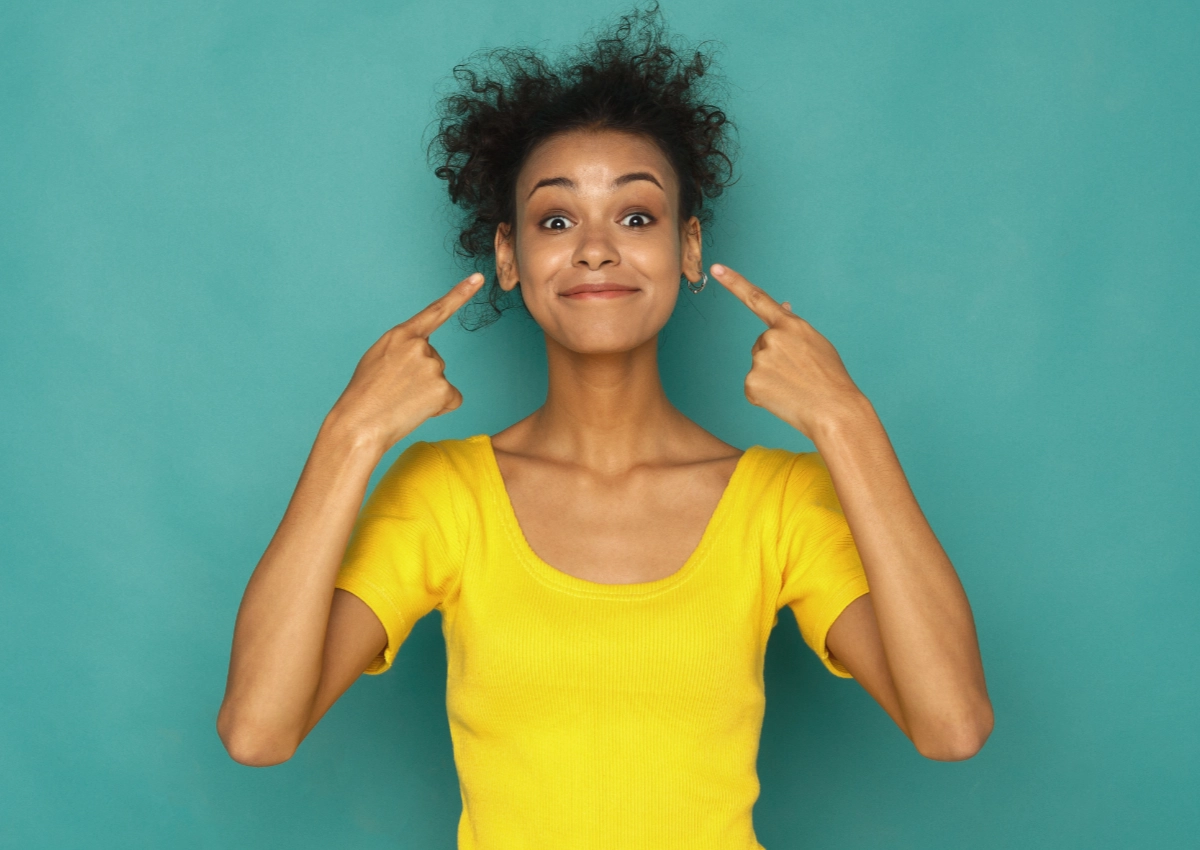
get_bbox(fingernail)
[711,264,726,275]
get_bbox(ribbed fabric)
[335,434,870,850]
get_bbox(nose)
[572,221,619,271]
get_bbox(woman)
[218,5,992,847]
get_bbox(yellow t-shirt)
[334,434,870,850]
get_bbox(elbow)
[222,736,296,768]
[216,706,298,767]
[915,733,988,762]
[913,701,994,762]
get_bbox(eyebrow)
[526,171,665,200]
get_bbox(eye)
[621,211,655,228]
[540,215,573,231]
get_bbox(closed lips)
[560,283,639,295]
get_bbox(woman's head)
[426,1,738,344]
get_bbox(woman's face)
[494,128,703,354]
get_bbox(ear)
[680,215,703,283]
[494,222,520,292]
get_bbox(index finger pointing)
[710,264,789,327]
[404,273,485,337]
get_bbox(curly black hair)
[425,1,739,330]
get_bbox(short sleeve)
[776,451,870,678]
[334,441,463,675]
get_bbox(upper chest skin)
[492,450,745,585]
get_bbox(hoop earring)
[684,272,708,294]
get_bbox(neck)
[521,331,689,473]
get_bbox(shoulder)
[367,435,490,521]
[758,447,847,530]
[361,440,455,518]
[354,438,484,559]
[374,435,485,487]
[364,436,482,513]
[737,446,841,531]
[421,434,491,495]
[743,445,827,494]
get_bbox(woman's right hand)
[327,272,485,452]
[219,276,483,765]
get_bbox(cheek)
[515,237,568,284]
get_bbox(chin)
[562,334,651,355]
[550,323,662,355]
[528,300,673,353]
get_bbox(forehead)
[516,129,678,199]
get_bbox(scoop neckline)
[469,433,760,599]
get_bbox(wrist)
[809,391,879,448]
[317,408,390,461]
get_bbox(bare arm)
[216,418,387,766]
[216,273,484,766]
[819,397,993,761]
[708,262,992,761]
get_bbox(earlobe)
[496,259,518,292]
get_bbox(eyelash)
[539,211,657,231]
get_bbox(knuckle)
[399,331,427,353]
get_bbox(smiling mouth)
[560,284,640,298]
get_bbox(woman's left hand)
[710,263,867,443]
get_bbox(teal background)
[2,0,1197,847]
